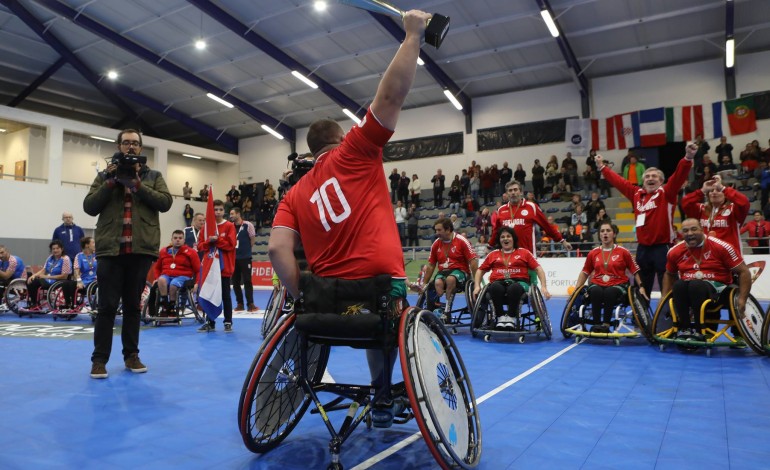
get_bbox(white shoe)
[496,315,514,328]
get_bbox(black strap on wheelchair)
[294,272,394,347]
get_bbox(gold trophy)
[338,0,450,48]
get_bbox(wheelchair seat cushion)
[294,273,395,346]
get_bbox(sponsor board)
[251,261,274,287]
[0,322,95,339]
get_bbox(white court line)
[351,342,581,470]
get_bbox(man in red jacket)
[595,143,696,293]
[197,200,236,332]
[741,210,770,254]
[154,230,201,316]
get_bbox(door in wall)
[14,160,26,181]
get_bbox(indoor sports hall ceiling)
[0,0,769,153]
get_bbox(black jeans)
[92,255,154,364]
[206,276,232,325]
[487,280,526,317]
[588,284,626,324]
[232,258,253,306]
[636,244,668,294]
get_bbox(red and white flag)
[198,185,222,320]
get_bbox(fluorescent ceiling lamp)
[107,70,118,80]
[261,124,284,140]
[540,9,559,38]
[342,108,361,124]
[291,70,319,89]
[89,135,114,142]
[182,153,202,160]
[417,57,424,66]
[314,1,327,12]
[443,89,463,111]
[195,39,206,50]
[207,93,234,108]
[0,128,7,133]
[725,38,735,68]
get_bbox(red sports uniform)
[154,244,201,281]
[665,237,743,285]
[479,248,539,282]
[741,219,770,248]
[428,233,477,273]
[273,109,405,280]
[490,201,563,255]
[198,220,236,277]
[680,187,750,252]
[581,245,639,287]
[601,157,692,245]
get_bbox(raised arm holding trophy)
[339,0,450,48]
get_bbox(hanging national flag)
[565,118,591,155]
[198,185,223,321]
[725,96,757,136]
[590,117,616,151]
[613,113,639,150]
[638,108,666,147]
[665,103,725,142]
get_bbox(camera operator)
[84,129,172,379]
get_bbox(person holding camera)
[84,129,172,379]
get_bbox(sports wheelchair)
[4,278,54,316]
[416,277,474,334]
[261,285,294,338]
[470,278,551,343]
[47,280,98,321]
[560,285,653,345]
[142,280,202,326]
[651,287,765,356]
[238,274,482,469]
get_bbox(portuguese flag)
[725,96,757,136]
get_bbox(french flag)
[638,108,667,147]
[614,112,640,150]
[198,186,222,321]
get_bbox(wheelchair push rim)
[560,286,587,339]
[399,308,482,469]
[628,286,655,343]
[529,285,551,339]
[729,290,766,355]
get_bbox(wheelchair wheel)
[86,281,98,311]
[628,286,655,343]
[5,279,28,314]
[262,286,285,338]
[47,280,67,311]
[399,308,482,469]
[762,304,770,354]
[651,291,676,339]
[529,285,551,339]
[141,283,158,325]
[239,313,330,453]
[727,289,766,355]
[560,286,587,339]
[469,284,493,337]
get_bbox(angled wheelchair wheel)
[529,285,551,339]
[628,286,655,343]
[561,286,587,339]
[728,290,765,355]
[141,283,158,325]
[239,313,330,453]
[47,280,67,311]
[762,303,770,354]
[400,308,482,469]
[651,291,676,340]
[5,279,28,314]
[469,284,493,337]
[262,286,285,338]
[85,281,98,311]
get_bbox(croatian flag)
[638,108,667,147]
[198,186,222,320]
[613,112,640,150]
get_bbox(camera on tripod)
[109,152,147,181]
[287,152,314,186]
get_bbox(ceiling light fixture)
[106,70,118,80]
[342,108,361,124]
[182,153,202,160]
[0,128,7,133]
[314,1,327,12]
[207,93,234,108]
[89,135,114,142]
[195,39,207,50]
[261,124,284,140]
[725,37,735,68]
[291,70,319,89]
[540,9,560,38]
[443,89,463,111]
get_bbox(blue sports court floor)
[1,291,769,469]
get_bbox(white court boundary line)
[351,342,581,470]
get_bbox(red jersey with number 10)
[273,109,405,280]
[665,237,742,284]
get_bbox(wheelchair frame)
[416,278,474,334]
[651,287,766,356]
[238,306,482,469]
[47,280,98,320]
[560,285,653,345]
[142,280,203,326]
[470,282,552,343]
[5,278,52,316]
[261,285,293,338]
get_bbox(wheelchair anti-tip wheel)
[238,313,330,453]
[400,308,482,469]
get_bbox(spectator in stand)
[741,210,770,255]
[408,173,421,208]
[406,203,419,247]
[183,204,193,227]
[759,161,770,209]
[448,181,462,215]
[698,165,716,189]
[463,194,479,220]
[583,165,597,196]
[586,149,598,172]
[702,155,718,175]
[538,215,562,257]
[562,152,579,192]
[513,163,526,191]
[564,225,581,258]
[52,212,86,263]
[394,200,407,246]
[592,208,611,233]
[692,134,710,174]
[397,170,410,205]
[226,185,240,201]
[585,191,605,222]
[474,207,492,239]
[261,193,277,228]
[740,141,762,174]
[199,184,209,202]
[717,155,738,182]
[715,136,734,163]
[622,154,645,187]
[681,174,750,253]
[552,180,572,202]
[474,234,489,259]
[460,169,470,197]
[468,160,477,175]
[469,170,480,202]
[568,193,582,212]
[531,159,545,201]
[224,195,234,216]
[389,168,400,204]
[264,180,276,201]
[571,203,588,227]
[241,196,253,222]
[500,162,513,191]
[450,213,462,234]
[431,169,446,207]
[546,155,560,189]
[598,161,612,197]
[481,167,495,204]
[182,182,193,200]
[595,144,695,294]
